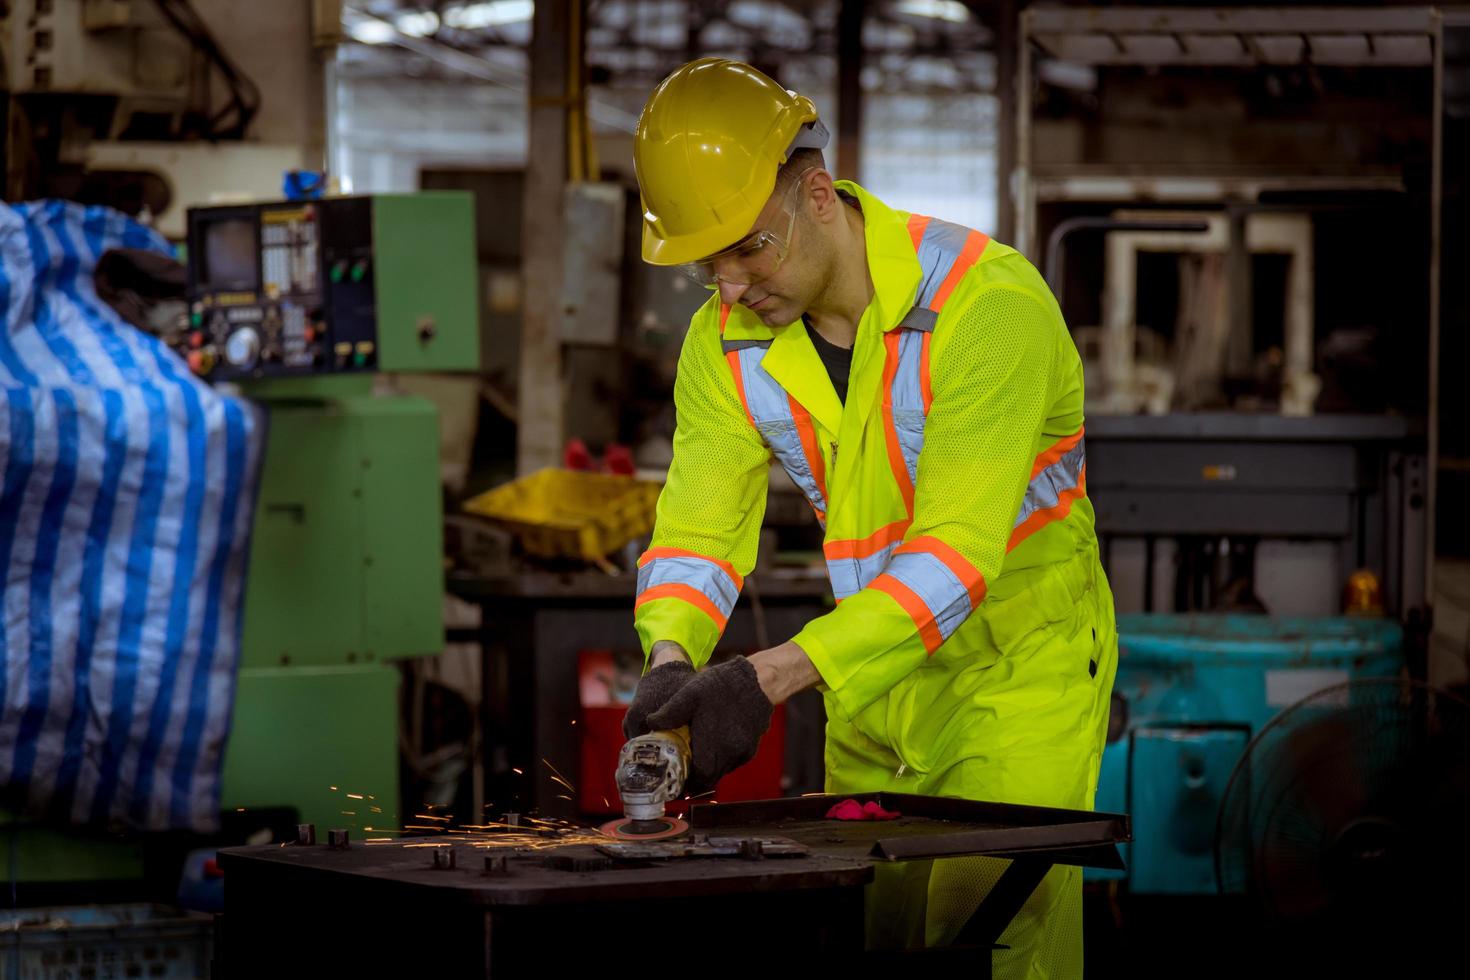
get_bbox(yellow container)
[463,468,662,562]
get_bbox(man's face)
[707,173,826,326]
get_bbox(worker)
[624,58,1117,977]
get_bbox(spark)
[511,767,523,775]
[330,785,338,791]
[346,793,365,800]
[555,794,573,802]
[414,814,452,822]
[548,774,576,794]
[370,806,383,814]
[341,810,357,816]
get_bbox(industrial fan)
[1214,678,1470,972]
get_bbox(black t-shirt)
[804,318,853,404]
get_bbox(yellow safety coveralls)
[634,181,1118,978]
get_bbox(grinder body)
[613,726,691,835]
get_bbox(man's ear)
[805,171,845,226]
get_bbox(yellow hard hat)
[634,58,830,266]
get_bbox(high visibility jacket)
[634,181,1095,724]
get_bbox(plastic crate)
[0,903,211,979]
[463,468,661,562]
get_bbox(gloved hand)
[622,659,696,740]
[645,656,774,796]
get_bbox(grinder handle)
[653,725,691,762]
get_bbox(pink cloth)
[824,798,901,821]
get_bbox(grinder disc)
[598,816,690,841]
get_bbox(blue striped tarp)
[0,200,263,833]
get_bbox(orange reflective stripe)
[896,535,987,608]
[635,582,729,630]
[1008,466,1088,552]
[872,574,944,654]
[907,214,931,253]
[880,331,916,516]
[920,331,934,412]
[788,395,827,520]
[726,350,754,423]
[1031,426,1085,479]
[928,229,989,312]
[823,519,910,560]
[719,303,732,333]
[637,547,744,590]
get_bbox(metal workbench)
[216,793,1130,977]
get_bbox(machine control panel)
[181,198,381,381]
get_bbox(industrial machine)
[210,190,478,838]
[1016,6,1445,898]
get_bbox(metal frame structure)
[1014,5,1444,613]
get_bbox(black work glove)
[622,660,696,740]
[645,656,774,796]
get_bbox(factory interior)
[2,0,1469,976]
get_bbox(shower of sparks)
[318,813,616,855]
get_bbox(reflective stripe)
[823,519,909,601]
[874,537,987,654]
[721,333,830,526]
[636,547,743,629]
[1010,429,1087,551]
[871,575,944,653]
[908,214,990,312]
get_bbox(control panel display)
[181,198,379,381]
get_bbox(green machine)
[201,192,481,837]
[3,192,479,886]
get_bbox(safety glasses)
[678,168,817,289]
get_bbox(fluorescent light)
[444,1,534,30]
[395,11,440,37]
[347,17,397,44]
[895,0,969,24]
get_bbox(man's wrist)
[748,641,821,705]
[649,640,692,670]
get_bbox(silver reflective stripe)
[1014,438,1086,529]
[826,541,901,601]
[727,343,829,525]
[638,556,740,619]
[890,329,927,484]
[913,217,973,309]
[881,550,974,641]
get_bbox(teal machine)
[4,192,479,888]
[1091,616,1404,894]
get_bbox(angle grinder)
[599,726,692,840]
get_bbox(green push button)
[350,259,369,282]
[329,260,347,283]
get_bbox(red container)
[577,650,786,816]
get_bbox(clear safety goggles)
[678,168,817,289]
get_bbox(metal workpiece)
[431,846,457,870]
[484,854,509,876]
[295,824,316,846]
[597,836,809,862]
[327,829,350,850]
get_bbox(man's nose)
[718,278,751,306]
